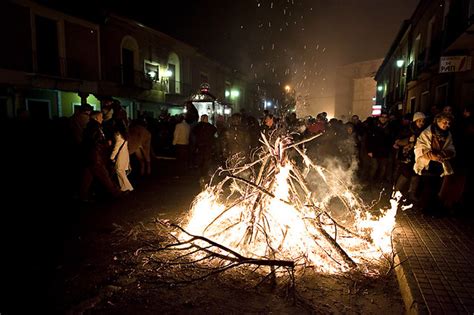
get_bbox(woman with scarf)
[414,112,456,215]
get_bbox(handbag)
[111,140,127,174]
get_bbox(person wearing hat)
[393,112,426,201]
[412,112,426,124]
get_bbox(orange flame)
[181,161,400,274]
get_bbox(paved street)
[2,157,473,314]
[2,158,201,313]
[394,210,474,314]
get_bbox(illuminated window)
[372,105,382,116]
[144,61,159,81]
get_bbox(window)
[413,34,421,61]
[425,17,435,63]
[35,15,59,75]
[122,48,134,85]
[144,61,159,81]
[168,52,180,94]
[120,36,139,85]
[168,63,176,94]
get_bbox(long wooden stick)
[169,222,295,268]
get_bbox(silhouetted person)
[79,111,121,202]
[193,114,217,178]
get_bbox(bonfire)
[161,133,401,281]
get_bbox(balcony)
[66,58,99,81]
[162,80,194,95]
[33,51,61,76]
[103,66,152,90]
[163,80,195,104]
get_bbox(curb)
[394,243,429,315]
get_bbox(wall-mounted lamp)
[396,59,405,68]
[377,85,384,92]
[230,90,240,98]
[163,69,173,78]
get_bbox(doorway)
[26,99,51,121]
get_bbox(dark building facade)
[0,0,251,121]
[375,0,474,115]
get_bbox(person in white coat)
[110,121,133,192]
[413,112,455,215]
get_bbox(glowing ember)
[179,136,400,274]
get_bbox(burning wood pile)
[160,134,400,280]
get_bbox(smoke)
[304,132,362,218]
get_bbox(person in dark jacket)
[79,111,121,202]
[184,101,199,125]
[393,112,426,200]
[366,112,395,186]
[193,114,217,178]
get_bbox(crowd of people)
[160,103,473,217]
[4,99,473,216]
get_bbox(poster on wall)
[439,56,472,73]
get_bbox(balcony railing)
[33,51,61,76]
[30,52,104,81]
[103,66,152,90]
[162,80,194,96]
[66,58,100,81]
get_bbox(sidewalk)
[394,211,474,314]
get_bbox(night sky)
[37,0,418,106]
